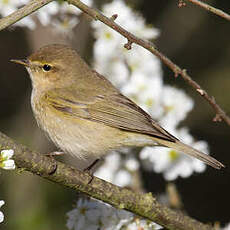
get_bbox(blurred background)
[0,0,230,229]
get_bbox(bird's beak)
[11,59,30,67]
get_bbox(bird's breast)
[31,92,128,159]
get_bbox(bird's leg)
[44,151,64,175]
[84,158,100,172]
[83,158,101,184]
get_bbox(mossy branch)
[0,131,215,230]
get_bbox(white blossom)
[93,0,159,40]
[66,198,132,230]
[124,46,162,78]
[0,149,16,170]
[60,0,92,15]
[66,198,101,230]
[121,71,163,115]
[126,218,162,230]
[0,200,5,223]
[113,169,132,187]
[51,17,79,35]
[125,157,140,171]
[158,86,194,128]
[66,197,162,230]
[140,128,208,180]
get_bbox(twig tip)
[110,14,118,20]
[124,40,132,50]
[197,88,205,96]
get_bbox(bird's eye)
[42,64,52,72]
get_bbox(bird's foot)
[45,151,64,175]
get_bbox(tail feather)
[158,139,225,169]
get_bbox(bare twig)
[0,131,215,230]
[185,0,230,22]
[67,0,230,127]
[0,0,53,31]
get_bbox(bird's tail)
[157,139,225,169]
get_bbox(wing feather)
[44,87,177,142]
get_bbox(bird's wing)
[44,86,177,142]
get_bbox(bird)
[11,44,224,172]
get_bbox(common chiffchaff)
[11,44,224,170]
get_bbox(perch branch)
[67,0,230,127]
[185,0,230,22]
[0,0,53,31]
[0,131,214,230]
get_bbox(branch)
[185,0,230,22]
[0,0,53,31]
[67,0,230,127]
[0,131,214,230]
